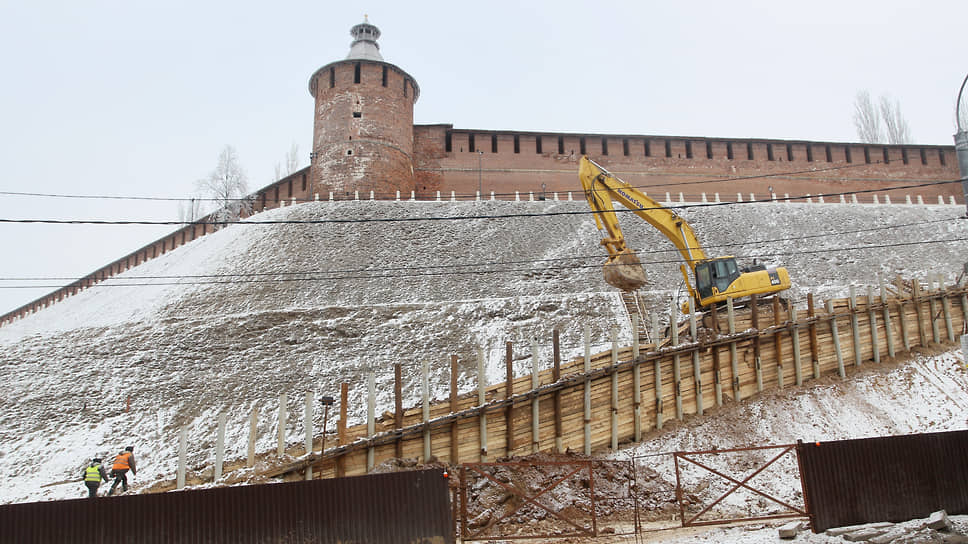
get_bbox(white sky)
[1,0,966,315]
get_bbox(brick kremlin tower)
[307,17,420,197]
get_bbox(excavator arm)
[579,156,791,308]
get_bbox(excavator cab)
[694,257,741,300]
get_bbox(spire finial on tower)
[347,16,383,61]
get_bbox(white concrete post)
[367,371,376,471]
[177,426,187,490]
[214,413,226,481]
[304,391,313,481]
[247,407,257,468]
[478,347,488,461]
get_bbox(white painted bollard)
[666,192,672,203]
[476,190,481,201]
[701,193,708,203]
[451,191,456,202]
[515,191,520,201]
[885,195,891,204]
[177,427,187,490]
[436,191,441,202]
[905,195,913,205]
[715,193,720,202]
[917,195,924,205]
[951,196,957,205]
[784,193,790,203]
[314,193,319,201]
[529,192,534,201]
[840,194,846,204]
[354,191,359,201]
[568,191,573,201]
[939,195,945,204]
[872,195,879,205]
[304,391,313,481]
[215,413,226,481]
[553,192,559,201]
[277,393,287,456]
[736,193,743,202]
[851,194,859,204]
[410,190,415,201]
[396,190,401,201]
[818,195,825,204]
[679,192,685,203]
[369,191,375,200]
[750,192,755,202]
[329,192,334,201]
[367,372,376,471]
[806,194,813,204]
[279,200,286,208]
[491,191,496,201]
[291,197,297,206]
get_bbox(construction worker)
[83,457,109,498]
[107,446,137,496]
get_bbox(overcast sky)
[1,0,966,315]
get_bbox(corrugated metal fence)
[0,468,453,544]
[798,430,968,532]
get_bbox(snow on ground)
[1,200,967,505]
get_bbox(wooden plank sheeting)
[263,285,968,481]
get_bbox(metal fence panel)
[0,469,453,544]
[798,430,968,532]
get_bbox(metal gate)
[673,444,807,527]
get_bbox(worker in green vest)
[83,457,109,498]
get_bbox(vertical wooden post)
[610,327,619,450]
[531,338,540,453]
[688,303,703,416]
[867,286,880,363]
[880,276,896,358]
[506,341,515,456]
[897,277,911,351]
[215,413,226,481]
[421,363,430,464]
[451,355,460,464]
[277,393,287,456]
[583,326,592,455]
[941,275,955,342]
[337,383,347,477]
[849,285,862,366]
[826,300,846,379]
[394,364,403,458]
[928,276,941,343]
[774,297,784,388]
[791,305,802,386]
[247,407,257,468]
[961,292,968,332]
[671,298,684,420]
[654,355,664,430]
[913,279,927,347]
[807,294,820,378]
[368,371,377,471]
[553,330,563,452]
[177,426,187,490]
[304,393,313,481]
[710,303,722,407]
[631,316,642,442]
[727,297,740,402]
[478,347,488,462]
[751,294,763,392]
[651,313,661,346]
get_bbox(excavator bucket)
[602,248,647,291]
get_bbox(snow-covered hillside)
[1,199,966,504]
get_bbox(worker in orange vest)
[107,446,137,496]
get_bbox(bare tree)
[197,145,252,226]
[273,142,301,181]
[177,197,203,223]
[853,90,882,143]
[879,95,911,144]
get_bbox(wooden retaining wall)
[237,278,968,483]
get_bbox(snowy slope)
[1,199,967,504]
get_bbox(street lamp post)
[320,395,335,454]
[478,150,483,200]
[955,73,968,217]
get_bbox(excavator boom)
[579,156,790,308]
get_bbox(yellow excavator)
[579,156,790,310]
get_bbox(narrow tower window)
[825,145,832,162]
[939,149,946,166]
[863,146,871,164]
[514,135,520,154]
[920,148,928,165]
[445,131,452,152]
[767,144,775,161]
[726,142,734,160]
[786,144,794,161]
[806,145,813,162]
[329,67,335,88]
[382,66,387,87]
[403,78,409,97]
[747,142,754,160]
[901,147,909,165]
[665,140,671,158]
[845,147,852,163]
[536,137,543,154]
[882,147,890,164]
[580,137,586,155]
[622,138,629,156]
[469,134,476,153]
[558,136,564,155]
[492,134,498,153]
[601,138,608,156]
[644,140,651,157]
[354,63,361,84]
[685,141,693,159]
[705,141,713,159]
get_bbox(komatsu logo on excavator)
[616,188,645,210]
